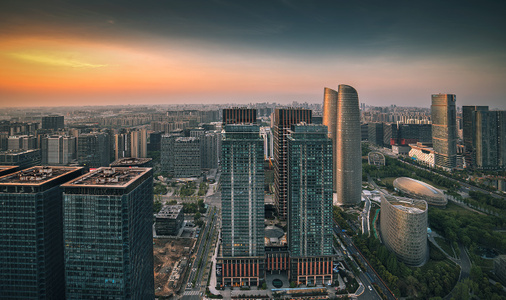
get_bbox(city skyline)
[1,1,506,108]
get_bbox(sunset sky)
[1,0,505,108]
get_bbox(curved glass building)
[323,87,338,191]
[380,194,428,266]
[336,85,362,205]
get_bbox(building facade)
[219,124,265,287]
[0,166,84,299]
[62,167,154,299]
[287,124,334,285]
[431,94,457,170]
[173,137,201,177]
[155,205,184,236]
[77,132,111,168]
[462,106,489,168]
[273,108,312,219]
[380,194,428,266]
[42,115,64,131]
[335,85,362,205]
[41,135,76,165]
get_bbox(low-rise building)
[155,205,184,236]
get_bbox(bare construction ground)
[154,238,195,298]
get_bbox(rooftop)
[156,205,183,219]
[110,157,152,167]
[394,177,444,197]
[62,167,150,188]
[382,194,427,213]
[0,166,82,185]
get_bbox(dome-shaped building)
[393,177,447,206]
[380,194,428,266]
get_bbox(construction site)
[154,237,195,298]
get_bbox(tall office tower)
[323,88,338,190]
[77,132,110,168]
[130,129,148,158]
[222,108,257,125]
[200,131,221,169]
[324,85,362,205]
[380,194,428,266]
[62,167,154,299]
[219,124,265,286]
[273,108,312,219]
[473,110,506,170]
[42,115,64,131]
[115,132,131,160]
[173,137,200,177]
[431,94,457,170]
[0,166,84,299]
[41,135,76,165]
[287,124,334,285]
[462,106,489,168]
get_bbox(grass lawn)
[434,201,479,217]
[434,236,456,258]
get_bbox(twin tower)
[323,85,362,206]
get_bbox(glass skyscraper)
[287,124,334,285]
[0,166,83,299]
[431,94,457,170]
[62,167,154,299]
[219,123,265,287]
[324,85,362,205]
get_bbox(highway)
[333,223,396,300]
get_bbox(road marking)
[183,290,200,295]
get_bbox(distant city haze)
[1,1,505,109]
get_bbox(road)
[334,223,396,300]
[361,193,371,237]
[181,209,217,300]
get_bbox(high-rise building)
[431,94,457,170]
[219,123,265,287]
[42,115,64,131]
[130,129,148,158]
[380,194,428,266]
[77,132,110,168]
[273,108,312,219]
[473,110,506,170]
[323,88,338,190]
[173,137,200,177]
[324,85,362,205]
[462,106,488,168]
[368,122,384,147]
[0,166,84,299]
[287,124,334,285]
[260,127,274,161]
[222,108,257,125]
[62,167,154,299]
[160,132,183,175]
[115,132,131,160]
[200,131,221,169]
[7,135,37,150]
[41,135,76,165]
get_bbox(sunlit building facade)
[380,194,428,266]
[219,123,265,286]
[335,85,362,205]
[431,94,457,170]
